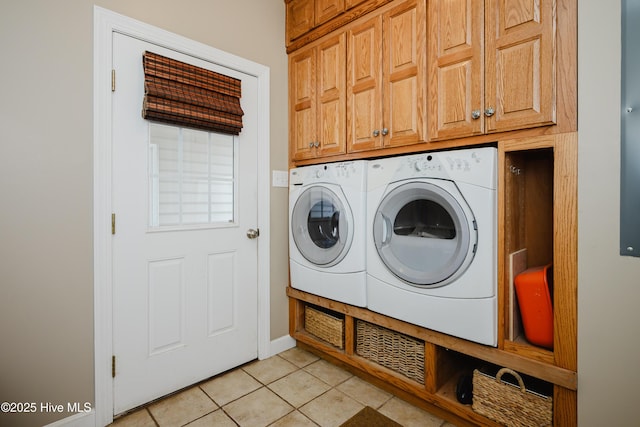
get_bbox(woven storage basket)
[472,368,552,427]
[305,306,344,349]
[355,320,425,384]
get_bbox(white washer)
[366,147,497,346]
[289,160,367,307]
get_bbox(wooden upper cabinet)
[428,0,556,140]
[345,0,367,9]
[347,0,426,152]
[317,34,347,157]
[382,0,426,148]
[486,0,556,133]
[428,0,484,140]
[287,0,315,41]
[289,46,317,160]
[316,0,346,26]
[289,33,346,161]
[287,0,345,43]
[346,14,383,152]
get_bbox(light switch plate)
[272,170,289,188]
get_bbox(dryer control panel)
[385,147,497,190]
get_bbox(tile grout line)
[112,349,452,427]
[144,407,159,427]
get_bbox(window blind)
[142,51,244,135]
[149,123,235,227]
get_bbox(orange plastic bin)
[514,264,554,349]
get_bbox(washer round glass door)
[373,181,476,287]
[291,185,352,266]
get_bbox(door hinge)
[112,355,116,378]
[111,213,116,235]
[111,69,116,92]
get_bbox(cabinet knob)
[314,141,320,148]
[484,107,495,117]
[381,128,389,136]
[309,142,314,148]
[471,110,481,120]
[373,129,380,137]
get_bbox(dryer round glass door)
[373,181,476,287]
[291,185,353,266]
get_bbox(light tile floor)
[110,347,458,427]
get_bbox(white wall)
[578,0,640,425]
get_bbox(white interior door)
[112,32,259,414]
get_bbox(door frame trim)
[93,7,271,425]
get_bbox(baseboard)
[43,410,95,427]
[268,334,296,357]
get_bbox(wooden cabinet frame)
[285,0,578,425]
[288,0,576,168]
[287,132,578,425]
[286,0,395,51]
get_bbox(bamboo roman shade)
[142,51,244,135]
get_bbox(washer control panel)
[290,160,367,190]
[385,147,497,190]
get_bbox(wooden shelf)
[498,133,578,373]
[290,288,566,426]
[289,287,576,390]
[289,287,577,425]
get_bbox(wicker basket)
[355,320,425,384]
[472,368,553,427]
[305,306,345,349]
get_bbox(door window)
[394,199,456,239]
[291,186,352,266]
[308,199,341,249]
[148,123,236,228]
[373,181,475,286]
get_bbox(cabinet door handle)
[314,141,320,148]
[372,129,380,137]
[471,110,481,120]
[484,107,495,117]
[381,128,389,136]
[309,142,314,148]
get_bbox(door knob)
[484,107,495,117]
[381,128,389,136]
[372,129,380,137]
[471,110,481,120]
[246,228,260,239]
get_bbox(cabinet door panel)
[347,16,383,152]
[428,0,483,140]
[287,0,315,41]
[289,48,317,160]
[383,0,426,147]
[345,0,367,8]
[486,0,556,132]
[317,34,346,156]
[316,0,345,26]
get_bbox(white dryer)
[289,161,367,307]
[366,147,497,346]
